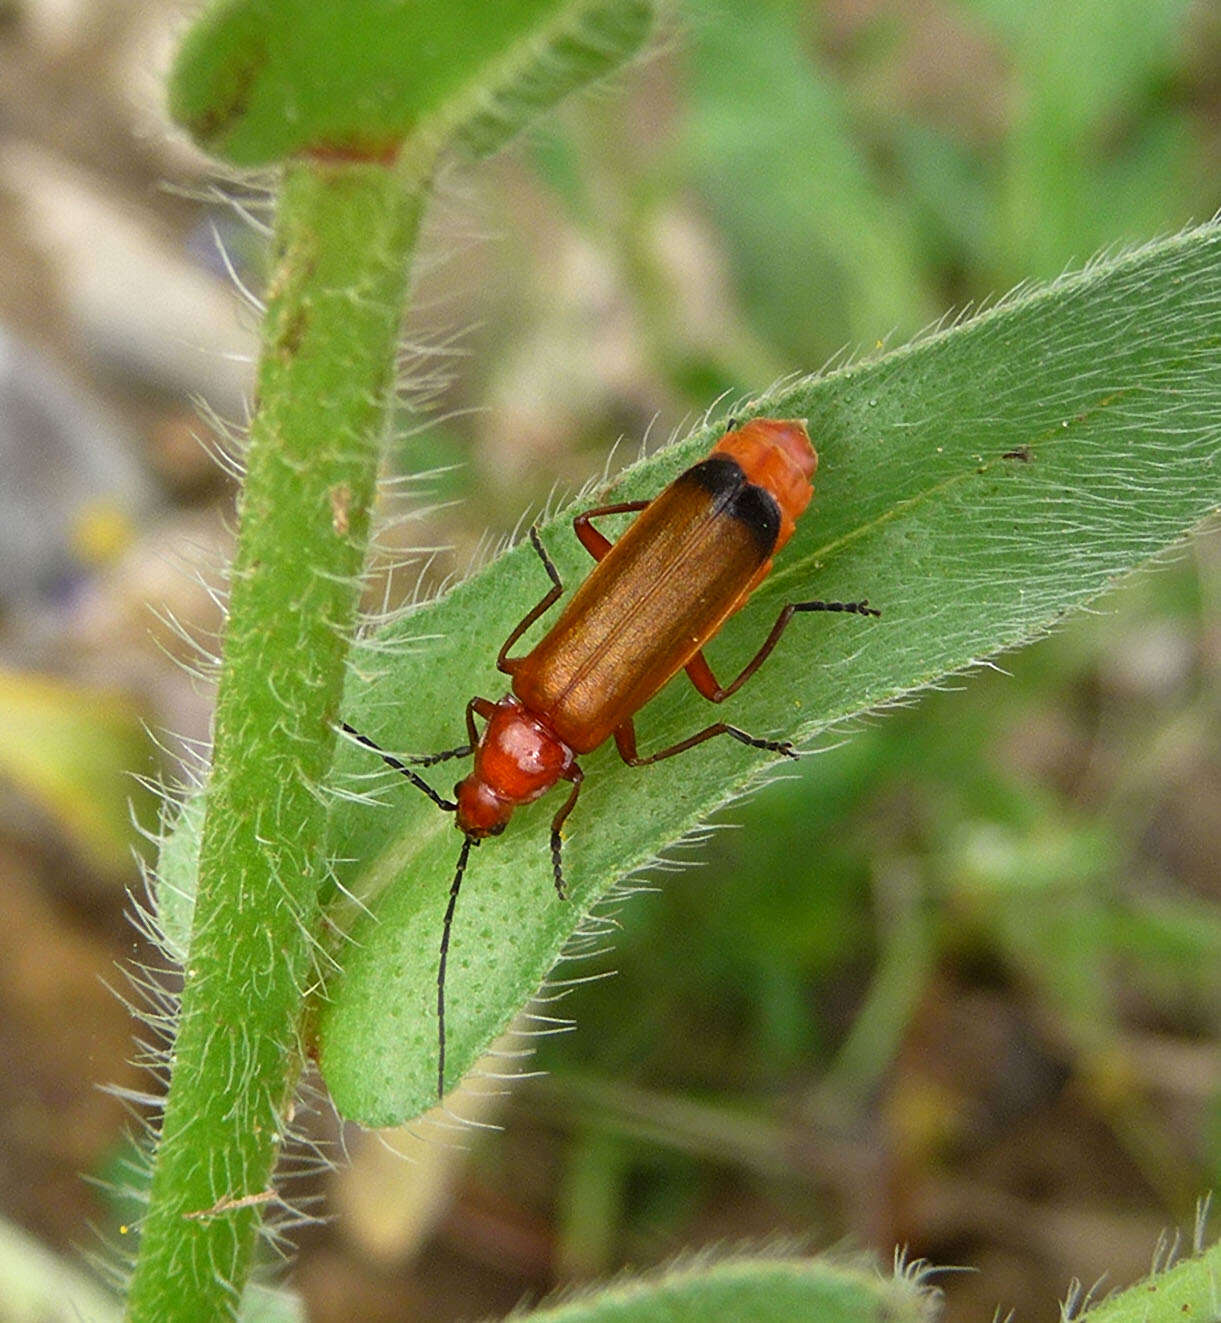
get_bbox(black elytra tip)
[679,456,781,558]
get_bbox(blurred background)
[0,0,1217,1319]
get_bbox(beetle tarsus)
[723,726,795,758]
[547,767,583,900]
[528,524,563,591]
[794,598,881,618]
[549,831,568,900]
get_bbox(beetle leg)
[572,500,650,561]
[497,527,565,675]
[614,717,797,765]
[683,651,726,702]
[548,765,584,900]
[340,723,465,812]
[466,695,497,747]
[684,597,880,703]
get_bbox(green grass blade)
[307,223,1221,1124]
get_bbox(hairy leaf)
[314,223,1221,1125]
[168,0,653,165]
[503,1254,935,1322]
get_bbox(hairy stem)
[126,158,422,1323]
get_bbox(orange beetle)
[344,418,878,1095]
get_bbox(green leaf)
[492,1253,934,1322]
[168,0,654,166]
[1073,1227,1221,1323]
[315,222,1221,1125]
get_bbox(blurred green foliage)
[0,668,152,876]
[503,0,1215,393]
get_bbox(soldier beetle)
[344,418,879,1096]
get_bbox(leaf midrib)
[769,384,1133,594]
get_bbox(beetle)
[343,417,879,1097]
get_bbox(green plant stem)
[126,158,422,1323]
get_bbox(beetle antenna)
[340,721,460,812]
[437,834,476,1099]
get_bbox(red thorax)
[454,697,575,837]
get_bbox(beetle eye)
[489,822,506,837]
